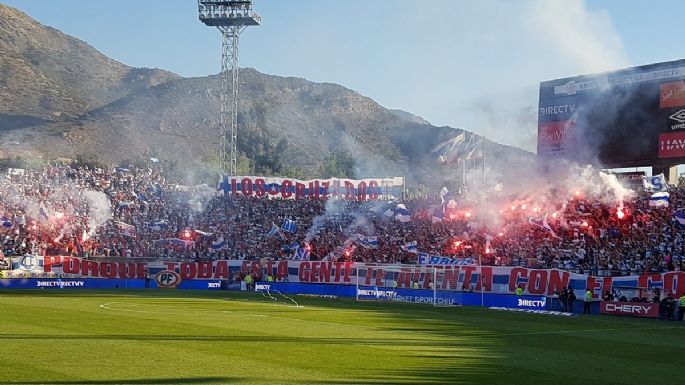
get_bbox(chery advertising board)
[599,301,659,318]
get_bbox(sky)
[3,0,685,153]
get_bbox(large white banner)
[217,176,404,200]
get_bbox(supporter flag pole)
[482,127,486,187]
[479,254,484,307]
[462,160,466,188]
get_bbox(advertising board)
[538,59,685,167]
[599,301,659,318]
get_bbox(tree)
[320,150,355,178]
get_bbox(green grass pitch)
[0,290,682,385]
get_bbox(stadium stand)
[0,163,683,277]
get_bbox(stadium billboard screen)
[538,59,685,167]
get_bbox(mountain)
[0,3,535,187]
[0,4,178,128]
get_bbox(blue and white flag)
[401,241,418,254]
[282,218,298,233]
[528,212,558,238]
[439,187,453,204]
[433,133,466,164]
[148,220,168,231]
[674,210,685,229]
[211,237,227,250]
[266,223,281,238]
[194,230,213,237]
[418,253,476,265]
[39,202,49,221]
[293,247,311,261]
[395,204,411,223]
[649,192,670,208]
[432,206,444,224]
[133,191,148,202]
[1,217,12,228]
[358,235,379,249]
[643,174,668,192]
[282,242,300,252]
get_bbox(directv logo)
[517,298,546,308]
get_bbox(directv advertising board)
[538,59,685,167]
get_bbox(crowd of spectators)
[0,162,684,276]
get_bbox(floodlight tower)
[198,1,261,176]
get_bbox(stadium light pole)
[198,1,261,176]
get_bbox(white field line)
[98,300,683,338]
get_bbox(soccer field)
[0,290,682,385]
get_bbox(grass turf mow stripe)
[0,290,682,385]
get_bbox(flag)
[39,202,49,221]
[282,218,298,233]
[150,157,160,163]
[1,217,12,228]
[401,241,418,254]
[439,186,457,210]
[115,167,130,173]
[133,191,148,202]
[293,247,311,261]
[115,222,136,238]
[358,235,379,249]
[433,133,466,164]
[395,204,411,223]
[211,237,227,250]
[194,230,213,237]
[432,206,444,224]
[439,187,453,204]
[148,220,168,231]
[282,242,300,251]
[462,134,484,161]
[81,229,89,242]
[649,192,670,207]
[643,174,668,192]
[528,213,558,238]
[267,223,279,237]
[675,210,685,229]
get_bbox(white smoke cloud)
[466,0,629,153]
[84,190,113,235]
[526,0,629,74]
